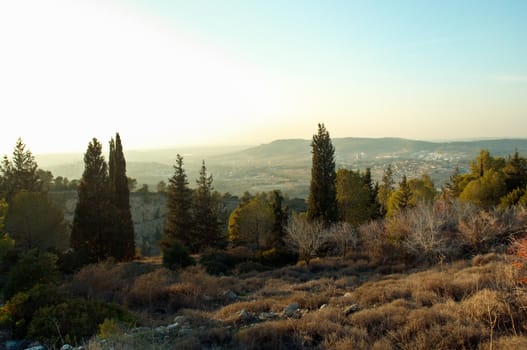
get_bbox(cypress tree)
[377,164,394,217]
[161,154,193,252]
[270,190,288,247]
[109,133,135,261]
[191,160,222,252]
[71,138,117,264]
[307,123,338,225]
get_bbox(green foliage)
[503,149,527,193]
[459,169,507,208]
[27,298,135,348]
[199,250,237,275]
[98,318,124,339]
[2,249,59,300]
[469,149,505,177]
[161,154,193,253]
[0,283,64,338]
[499,187,525,209]
[192,161,223,252]
[255,247,298,268]
[0,138,43,201]
[71,138,118,265]
[408,174,436,204]
[307,123,338,225]
[162,240,195,270]
[336,168,378,226]
[387,175,413,217]
[4,191,68,252]
[377,164,395,217]
[108,133,135,261]
[228,193,274,250]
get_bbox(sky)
[1,0,526,154]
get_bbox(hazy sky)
[1,0,526,154]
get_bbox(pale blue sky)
[0,0,526,153]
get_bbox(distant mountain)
[35,137,527,197]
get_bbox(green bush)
[162,241,196,270]
[199,251,238,275]
[256,247,298,268]
[27,298,135,347]
[0,283,64,338]
[2,249,59,300]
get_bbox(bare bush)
[326,222,358,258]
[401,203,459,263]
[286,214,328,264]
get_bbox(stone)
[130,327,151,334]
[343,292,352,298]
[60,345,74,350]
[223,290,238,301]
[239,309,252,321]
[154,326,167,335]
[167,323,180,334]
[24,346,47,350]
[258,312,279,320]
[319,304,328,310]
[283,303,299,317]
[344,304,361,315]
[173,315,186,324]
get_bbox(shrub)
[0,283,64,338]
[98,318,124,339]
[163,241,195,270]
[27,298,135,348]
[199,250,235,275]
[255,247,298,268]
[2,249,59,300]
[125,268,176,310]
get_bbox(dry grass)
[68,251,527,350]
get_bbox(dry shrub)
[69,261,123,302]
[214,299,276,323]
[460,289,509,330]
[349,299,411,338]
[328,327,370,350]
[478,335,527,350]
[359,220,394,264]
[233,320,300,350]
[389,301,486,350]
[292,307,346,348]
[472,252,502,266]
[124,268,176,310]
[351,277,412,306]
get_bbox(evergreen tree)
[336,168,378,226]
[388,175,413,216]
[442,165,464,200]
[504,149,527,193]
[0,138,43,201]
[377,164,394,216]
[71,138,117,264]
[161,154,193,253]
[270,190,288,247]
[108,133,135,261]
[191,160,222,252]
[307,123,338,225]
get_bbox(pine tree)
[162,154,193,253]
[270,190,288,247]
[388,175,413,216]
[377,164,394,217]
[191,160,222,252]
[71,138,118,264]
[0,138,42,201]
[109,133,135,261]
[504,149,527,193]
[307,123,338,225]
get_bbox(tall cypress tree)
[161,154,193,252]
[307,123,338,225]
[191,160,222,252]
[71,138,117,264]
[109,133,135,261]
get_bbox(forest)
[1,124,527,349]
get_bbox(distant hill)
[35,137,527,197]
